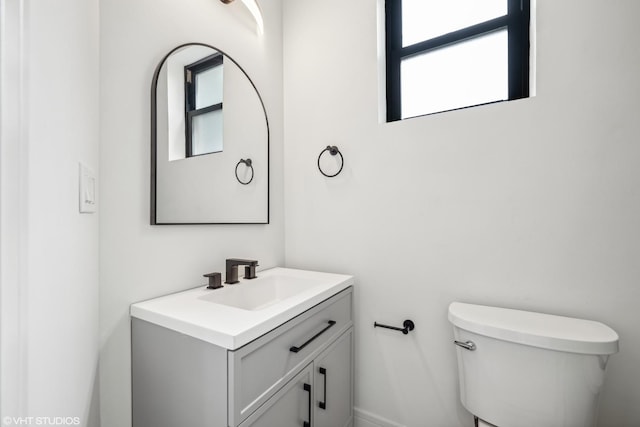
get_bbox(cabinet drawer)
[228,287,352,426]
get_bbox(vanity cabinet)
[240,328,353,427]
[132,286,353,427]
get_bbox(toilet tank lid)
[448,302,619,355]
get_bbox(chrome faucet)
[225,258,258,284]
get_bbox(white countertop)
[130,267,354,350]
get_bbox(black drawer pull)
[289,320,337,353]
[319,367,327,410]
[303,383,311,427]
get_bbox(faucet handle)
[244,265,257,280]
[204,272,223,289]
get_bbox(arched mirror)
[151,43,269,224]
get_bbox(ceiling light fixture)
[220,0,264,35]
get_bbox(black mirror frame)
[150,42,270,225]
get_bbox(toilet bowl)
[448,302,619,427]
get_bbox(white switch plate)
[79,162,96,213]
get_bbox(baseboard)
[354,407,406,427]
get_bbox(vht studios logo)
[3,417,80,426]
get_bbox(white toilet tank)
[448,302,619,427]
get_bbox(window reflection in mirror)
[164,46,224,161]
[185,54,224,157]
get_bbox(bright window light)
[402,0,507,46]
[401,30,508,119]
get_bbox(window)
[385,0,530,121]
[185,53,224,157]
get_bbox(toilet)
[448,302,619,427]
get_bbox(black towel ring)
[235,158,254,185]
[317,145,344,178]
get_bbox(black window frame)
[385,0,530,122]
[184,53,224,157]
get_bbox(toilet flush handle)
[454,340,476,351]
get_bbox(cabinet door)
[314,328,353,427]
[240,363,313,427]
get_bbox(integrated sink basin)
[198,273,327,311]
[130,267,354,349]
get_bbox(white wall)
[283,1,640,426]
[98,0,284,425]
[0,0,100,425]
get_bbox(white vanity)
[131,267,354,427]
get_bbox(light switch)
[79,162,96,213]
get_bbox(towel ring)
[317,145,344,178]
[235,158,254,185]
